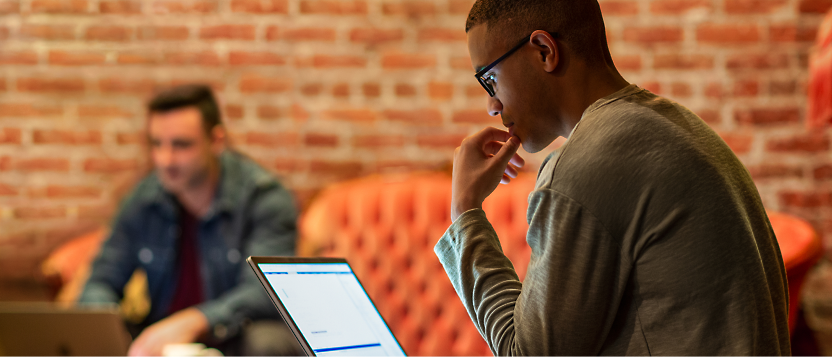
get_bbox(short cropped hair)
[148,84,221,136]
[465,0,608,64]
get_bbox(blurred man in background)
[79,84,301,356]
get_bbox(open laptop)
[0,302,131,356]
[248,257,407,356]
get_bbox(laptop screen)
[257,262,406,356]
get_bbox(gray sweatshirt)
[435,85,790,355]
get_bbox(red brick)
[20,24,75,40]
[78,204,115,219]
[305,133,339,147]
[748,164,803,179]
[42,185,101,198]
[17,78,85,93]
[83,158,139,173]
[99,78,156,93]
[382,53,436,69]
[452,109,492,123]
[0,79,5,92]
[281,27,336,42]
[273,157,303,173]
[735,108,800,126]
[767,134,830,152]
[428,82,453,100]
[451,56,472,70]
[291,104,309,122]
[650,0,712,14]
[224,104,243,120]
[137,26,189,40]
[0,1,20,13]
[350,28,404,44]
[48,51,107,66]
[308,161,363,180]
[697,109,721,124]
[779,191,832,208]
[0,156,10,171]
[467,84,486,97]
[600,0,639,15]
[200,25,255,40]
[363,83,381,97]
[653,54,714,69]
[799,0,832,13]
[697,24,760,44]
[324,108,376,122]
[418,28,465,42]
[725,0,787,13]
[230,0,287,13]
[382,109,442,125]
[164,51,222,66]
[770,25,817,43]
[239,74,293,93]
[301,83,323,96]
[117,52,158,65]
[705,82,723,99]
[0,182,17,196]
[300,0,367,14]
[257,105,283,119]
[332,83,350,98]
[353,134,405,148]
[33,129,102,145]
[726,53,788,70]
[614,55,641,71]
[382,1,435,16]
[0,27,7,40]
[245,132,299,147]
[85,26,132,41]
[99,0,142,13]
[151,0,216,13]
[0,103,63,117]
[814,164,832,180]
[305,55,367,68]
[17,158,70,171]
[78,105,133,118]
[448,0,473,14]
[14,206,67,219]
[395,84,416,97]
[718,132,753,154]
[0,128,21,144]
[770,80,797,96]
[733,80,759,97]
[30,0,87,13]
[229,51,286,65]
[670,82,692,97]
[116,131,146,145]
[417,134,466,148]
[641,81,662,94]
[0,51,38,65]
[623,26,683,44]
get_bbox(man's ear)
[211,124,226,154]
[530,30,559,73]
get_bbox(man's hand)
[451,127,525,221]
[127,307,210,356]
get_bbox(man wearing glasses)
[435,0,790,355]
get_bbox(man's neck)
[176,162,221,218]
[559,63,630,138]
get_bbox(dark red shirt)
[167,205,204,314]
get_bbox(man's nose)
[154,146,173,167]
[487,96,503,117]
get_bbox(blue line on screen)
[265,272,289,275]
[313,343,382,353]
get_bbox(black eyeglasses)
[475,32,558,97]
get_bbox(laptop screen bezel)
[247,256,407,356]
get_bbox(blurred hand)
[451,127,525,221]
[127,307,209,356]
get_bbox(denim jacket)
[79,150,297,340]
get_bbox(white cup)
[162,343,224,357]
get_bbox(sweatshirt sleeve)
[434,188,628,355]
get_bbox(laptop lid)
[248,256,407,356]
[0,302,131,356]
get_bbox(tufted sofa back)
[298,172,536,356]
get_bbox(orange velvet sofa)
[43,172,823,356]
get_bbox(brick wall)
[0,0,828,283]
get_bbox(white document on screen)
[262,263,405,356]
